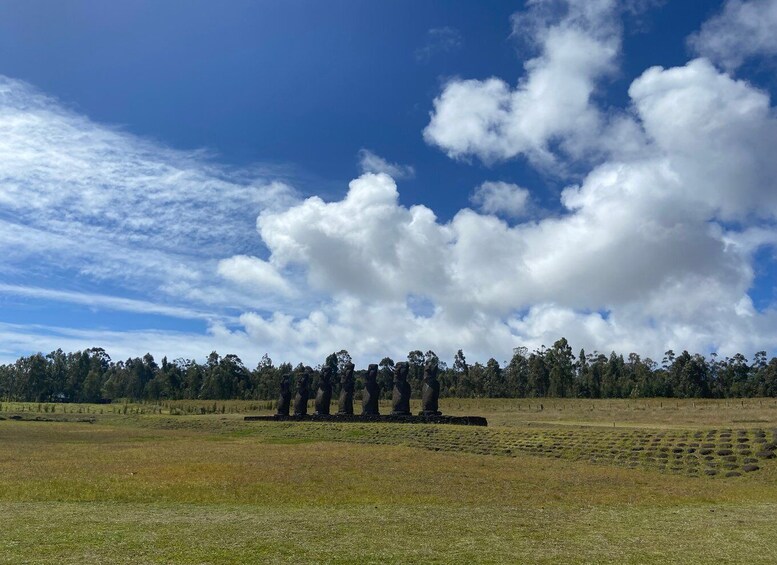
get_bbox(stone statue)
[391,362,412,416]
[362,363,380,416]
[293,370,310,417]
[337,362,355,415]
[276,373,291,416]
[314,366,333,416]
[419,358,442,416]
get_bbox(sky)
[1,0,777,367]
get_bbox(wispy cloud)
[415,26,462,62]
[0,284,225,321]
[0,75,301,315]
[0,321,256,365]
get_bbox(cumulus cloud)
[689,0,777,71]
[358,149,415,179]
[423,0,620,165]
[470,181,532,218]
[246,52,777,363]
[258,173,450,301]
[626,58,777,220]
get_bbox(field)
[2,399,777,564]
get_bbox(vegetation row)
[2,337,777,403]
[234,421,777,478]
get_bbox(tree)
[483,358,504,397]
[46,349,68,400]
[200,351,223,399]
[252,354,277,400]
[601,352,623,398]
[547,338,574,397]
[378,357,395,399]
[183,360,204,399]
[587,353,607,398]
[467,362,486,397]
[504,347,529,397]
[451,349,469,396]
[407,350,425,396]
[527,348,548,397]
[336,350,353,375]
[19,353,50,402]
[756,357,777,397]
[576,348,589,397]
[81,369,104,403]
[677,353,710,398]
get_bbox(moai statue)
[314,366,333,416]
[419,358,442,416]
[337,362,355,415]
[276,373,292,416]
[391,361,412,416]
[293,369,311,417]
[361,363,381,416]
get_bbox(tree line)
[2,338,777,403]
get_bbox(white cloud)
[470,181,531,218]
[4,2,777,368]
[689,0,777,71]
[415,26,463,62]
[258,173,450,301]
[0,74,299,315]
[217,255,294,296]
[245,51,777,364]
[627,58,777,220]
[357,149,415,179]
[0,284,222,321]
[0,321,257,366]
[423,0,619,165]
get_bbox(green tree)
[378,357,395,399]
[407,350,425,396]
[601,352,623,398]
[547,338,575,397]
[483,358,504,397]
[504,347,529,397]
[527,348,548,397]
[451,349,469,396]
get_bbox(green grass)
[2,399,777,563]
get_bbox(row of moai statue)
[275,359,442,417]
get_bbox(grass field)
[2,399,777,563]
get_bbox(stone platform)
[244,414,488,426]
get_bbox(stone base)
[245,413,488,426]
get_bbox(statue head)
[320,366,332,384]
[341,362,355,384]
[424,358,439,381]
[366,363,378,382]
[394,362,409,382]
[297,369,311,390]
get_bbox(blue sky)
[1,0,776,366]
